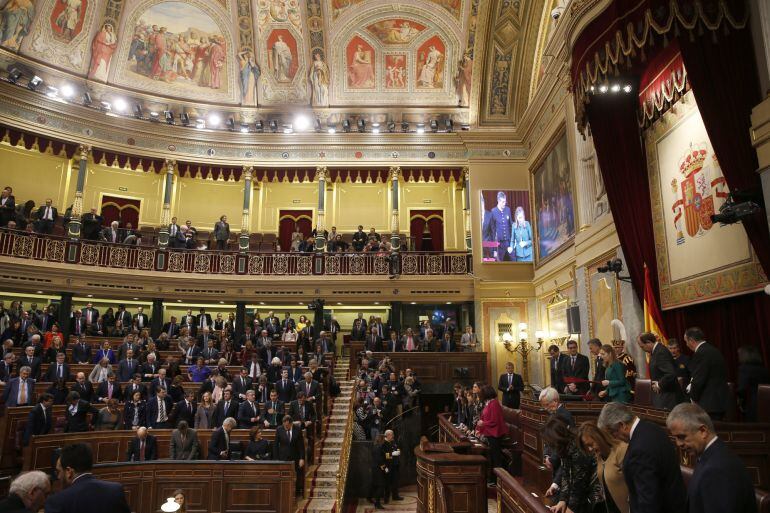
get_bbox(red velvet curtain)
[278,210,312,251]
[409,210,444,251]
[100,195,140,227]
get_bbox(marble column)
[315,166,327,253]
[240,166,253,252]
[390,166,401,250]
[66,145,90,239]
[462,167,471,251]
[157,160,175,249]
[150,298,163,339]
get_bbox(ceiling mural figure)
[346,35,374,89]
[416,35,444,89]
[268,30,295,81]
[366,18,424,44]
[0,0,36,51]
[332,0,462,21]
[51,0,85,41]
[238,47,260,104]
[384,53,406,89]
[256,0,308,104]
[88,21,116,81]
[309,49,329,105]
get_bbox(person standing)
[213,215,230,250]
[382,429,403,502]
[370,434,387,510]
[560,340,590,395]
[45,443,130,513]
[497,361,524,409]
[598,344,631,404]
[736,345,770,422]
[667,339,690,384]
[666,403,756,513]
[638,333,685,410]
[274,415,305,496]
[597,402,686,513]
[475,385,507,486]
[587,338,605,400]
[684,327,729,420]
[509,206,533,261]
[488,191,512,261]
[577,422,629,513]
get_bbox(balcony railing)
[0,230,472,276]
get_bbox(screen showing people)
[480,190,533,262]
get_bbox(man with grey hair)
[3,365,34,407]
[0,470,51,512]
[538,387,574,499]
[208,417,236,460]
[598,402,685,513]
[666,403,756,513]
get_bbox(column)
[240,166,253,252]
[157,160,175,249]
[235,301,246,338]
[390,166,401,250]
[67,145,90,239]
[462,167,471,251]
[315,166,327,253]
[150,298,163,339]
[389,301,402,334]
[59,292,73,342]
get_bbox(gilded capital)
[242,166,254,181]
[462,167,470,182]
[316,165,328,182]
[165,159,176,174]
[78,145,90,161]
[389,166,401,181]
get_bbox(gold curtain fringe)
[573,0,748,135]
[637,64,689,128]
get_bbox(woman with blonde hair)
[577,421,629,513]
[211,376,227,404]
[194,391,214,429]
[598,344,631,403]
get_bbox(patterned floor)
[345,486,498,513]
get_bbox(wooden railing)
[0,229,472,276]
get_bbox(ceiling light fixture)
[598,84,608,93]
[314,118,322,132]
[342,119,351,133]
[45,86,58,98]
[623,84,632,93]
[60,83,75,98]
[133,103,143,118]
[240,124,249,133]
[165,111,175,124]
[113,98,128,112]
[445,119,453,132]
[207,113,221,126]
[7,67,22,84]
[149,111,160,122]
[387,121,396,133]
[357,118,366,133]
[195,118,206,129]
[180,112,190,126]
[610,84,621,93]
[294,115,310,131]
[269,120,278,133]
[401,121,409,133]
[226,117,235,131]
[82,91,92,106]
[255,120,264,132]
[416,123,425,134]
[430,119,439,132]
[27,75,42,91]
[327,126,336,134]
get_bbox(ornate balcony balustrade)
[0,230,471,277]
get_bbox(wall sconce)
[500,322,543,387]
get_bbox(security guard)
[382,429,403,502]
[488,191,512,261]
[370,434,387,509]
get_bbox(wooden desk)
[495,468,550,513]
[415,445,487,513]
[356,352,487,388]
[90,460,295,513]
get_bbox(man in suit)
[115,305,132,332]
[167,216,181,249]
[162,316,180,339]
[35,306,55,334]
[587,338,606,399]
[71,337,92,364]
[201,338,219,364]
[172,391,197,427]
[281,312,295,333]
[196,308,212,333]
[18,346,41,380]
[88,317,106,337]
[261,389,284,429]
[100,220,122,244]
[274,369,296,403]
[81,207,104,240]
[274,415,305,495]
[45,443,130,513]
[117,349,140,382]
[134,306,149,331]
[238,390,261,429]
[69,311,86,338]
[117,339,139,362]
[439,332,455,352]
[666,403,756,513]
[3,365,35,407]
[0,352,14,383]
[401,328,419,352]
[289,392,317,429]
[125,374,146,400]
[497,361,525,409]
[352,225,367,251]
[64,391,98,432]
[684,327,729,420]
[637,332,686,410]
[231,368,253,401]
[326,315,341,348]
[44,352,71,382]
[208,417,237,460]
[147,387,172,429]
[142,354,161,382]
[0,469,51,512]
[0,186,16,227]
[81,303,99,327]
[383,331,401,352]
[182,341,201,365]
[96,374,123,403]
[213,215,230,250]
[70,372,93,402]
[597,402,686,513]
[298,372,320,405]
[539,387,574,499]
[126,427,158,462]
[365,327,382,353]
[560,340,590,395]
[420,329,437,352]
[212,389,239,428]
[170,420,200,460]
[34,198,58,234]
[23,393,54,446]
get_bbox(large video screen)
[480,190,533,262]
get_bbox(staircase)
[296,357,355,513]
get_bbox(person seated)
[96,373,123,403]
[88,359,113,384]
[244,426,271,460]
[121,222,142,245]
[95,399,122,430]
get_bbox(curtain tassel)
[688,29,695,42]
[723,23,730,36]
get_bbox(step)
[295,497,337,513]
[312,464,340,478]
[321,437,344,447]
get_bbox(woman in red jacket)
[476,384,508,485]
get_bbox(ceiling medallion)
[245,151,254,158]
[503,149,511,157]
[354,151,363,159]
[83,128,93,136]
[427,151,435,159]
[318,151,326,158]
[391,151,399,158]
[127,138,136,146]
[35,115,47,124]
[168,145,177,152]
[281,152,289,159]
[207,149,216,156]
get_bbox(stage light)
[416,123,425,134]
[240,124,249,133]
[149,111,160,122]
[45,86,58,98]
[590,85,595,92]
[387,121,396,132]
[60,83,75,98]
[598,84,608,93]
[27,75,42,90]
[180,112,190,126]
[610,84,620,93]
[283,125,293,134]
[82,92,92,105]
[401,121,409,133]
[461,123,470,131]
[269,120,278,133]
[372,122,380,134]
[445,119,453,132]
[255,120,264,132]
[314,118,322,132]
[195,118,206,129]
[7,67,22,84]
[113,98,127,112]
[100,101,111,111]
[357,118,366,132]
[623,84,632,93]
[226,117,235,130]
[294,115,310,131]
[342,119,351,132]
[327,125,336,134]
[164,111,175,124]
[207,113,221,126]
[430,119,438,132]
[133,103,143,118]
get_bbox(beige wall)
[172,176,244,230]
[81,163,165,227]
[0,145,72,209]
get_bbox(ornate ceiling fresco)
[0,0,547,129]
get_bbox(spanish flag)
[643,263,666,340]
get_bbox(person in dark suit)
[597,402,686,513]
[45,443,130,513]
[0,469,51,512]
[559,340,590,395]
[149,368,170,395]
[667,339,691,384]
[70,372,93,402]
[196,308,213,333]
[117,350,140,382]
[261,390,284,429]
[44,352,71,382]
[638,332,686,410]
[213,215,230,250]
[171,392,197,427]
[298,372,320,405]
[123,390,147,430]
[497,361,525,409]
[95,374,123,403]
[212,389,239,428]
[18,347,41,381]
[114,305,132,333]
[351,313,367,341]
[63,392,98,432]
[289,392,317,429]
[34,199,58,234]
[162,316,181,339]
[382,331,401,352]
[80,303,99,327]
[133,306,150,331]
[587,338,606,399]
[231,369,253,401]
[365,328,382,353]
[274,370,296,403]
[208,417,237,460]
[146,388,173,429]
[238,390,261,429]
[438,332,455,353]
[22,393,54,446]
[170,420,200,460]
[539,387,575,499]
[124,375,147,401]
[548,345,570,391]
[3,366,35,407]
[80,208,104,241]
[71,338,92,364]
[666,403,756,513]
[274,415,305,495]
[684,327,729,420]
[0,187,16,227]
[126,427,157,462]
